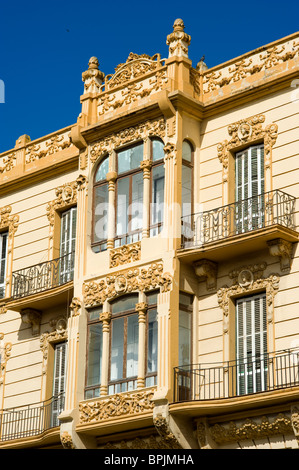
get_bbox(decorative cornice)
[109,242,141,268]
[83,262,172,307]
[90,118,166,165]
[79,388,155,424]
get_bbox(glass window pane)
[130,172,143,232]
[94,184,109,243]
[110,318,124,381]
[118,143,143,174]
[95,157,109,182]
[111,294,138,315]
[126,314,139,378]
[179,310,191,366]
[182,165,192,218]
[146,290,158,306]
[179,292,193,307]
[151,165,164,226]
[88,307,102,321]
[152,139,164,162]
[182,141,192,162]
[116,176,130,237]
[86,323,102,387]
[147,309,158,374]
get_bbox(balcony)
[179,190,298,263]
[0,393,64,443]
[173,348,299,405]
[9,252,74,311]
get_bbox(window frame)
[92,155,109,252]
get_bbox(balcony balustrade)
[0,393,64,442]
[11,252,75,300]
[181,190,296,249]
[174,348,299,402]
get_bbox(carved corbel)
[70,125,87,150]
[267,238,293,272]
[196,419,218,449]
[193,259,218,290]
[291,406,299,446]
[153,413,182,449]
[21,308,42,336]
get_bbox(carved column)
[99,311,112,396]
[106,168,117,249]
[136,302,148,388]
[163,142,180,250]
[140,154,152,239]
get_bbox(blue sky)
[0,0,298,153]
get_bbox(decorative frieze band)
[83,262,172,307]
[109,242,141,268]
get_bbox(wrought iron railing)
[181,190,296,248]
[174,348,299,402]
[0,393,65,442]
[12,252,75,299]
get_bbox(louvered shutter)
[235,145,264,233]
[0,232,8,298]
[60,207,77,283]
[236,293,267,395]
[51,342,67,426]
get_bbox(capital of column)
[140,159,153,179]
[106,171,117,191]
[99,311,112,331]
[136,302,148,322]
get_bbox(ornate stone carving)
[70,297,81,316]
[0,206,19,237]
[218,273,280,333]
[217,114,278,181]
[60,431,76,449]
[109,242,141,268]
[193,259,218,290]
[40,318,67,373]
[209,413,293,444]
[79,388,155,424]
[267,238,293,272]
[153,413,182,449]
[0,152,16,173]
[163,142,176,164]
[25,133,71,163]
[46,181,78,243]
[166,19,191,59]
[229,262,267,284]
[90,118,166,165]
[20,308,42,336]
[82,56,105,94]
[83,263,172,307]
[101,434,169,450]
[0,333,12,385]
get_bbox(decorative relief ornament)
[79,388,155,424]
[83,263,172,307]
[267,238,293,272]
[90,118,166,165]
[46,180,78,229]
[0,152,16,174]
[70,297,81,316]
[166,18,191,59]
[82,56,105,94]
[60,431,76,449]
[110,242,141,268]
[209,413,293,445]
[25,133,71,163]
[153,413,182,449]
[0,333,12,385]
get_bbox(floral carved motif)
[218,273,279,333]
[40,317,67,373]
[153,413,182,449]
[25,133,71,163]
[83,263,172,307]
[60,431,76,449]
[209,413,293,444]
[90,118,166,165]
[110,242,141,268]
[46,180,78,230]
[217,114,278,180]
[102,435,171,450]
[0,152,16,174]
[79,388,155,424]
[203,40,299,94]
[0,333,12,385]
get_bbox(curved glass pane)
[182,141,192,162]
[152,139,164,162]
[95,157,109,182]
[118,143,143,174]
[94,184,108,243]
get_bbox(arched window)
[92,137,165,252]
[92,156,109,252]
[181,141,194,243]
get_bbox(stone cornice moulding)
[83,262,173,307]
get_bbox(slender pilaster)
[140,154,152,239]
[136,302,148,388]
[99,311,112,396]
[106,167,117,249]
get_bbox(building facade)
[0,19,299,449]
